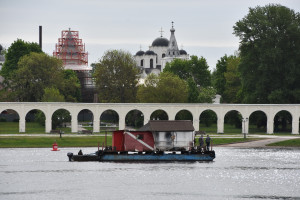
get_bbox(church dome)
[145,50,156,55]
[152,37,169,47]
[135,50,145,56]
[180,49,187,55]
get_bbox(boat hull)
[68,151,215,162]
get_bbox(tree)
[10,52,64,102]
[233,4,300,103]
[212,55,228,96]
[186,78,199,103]
[223,56,242,103]
[0,39,42,80]
[137,72,188,103]
[164,56,211,87]
[62,70,81,102]
[198,87,216,103]
[94,50,139,103]
[42,87,65,102]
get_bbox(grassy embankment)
[1,122,299,148]
[0,136,112,148]
[267,139,300,147]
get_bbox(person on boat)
[205,135,211,151]
[199,135,204,151]
[78,149,83,155]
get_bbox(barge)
[67,120,216,162]
[67,149,215,162]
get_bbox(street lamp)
[242,118,248,139]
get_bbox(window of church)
[150,59,153,68]
[162,53,165,58]
[141,59,143,67]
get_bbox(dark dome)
[180,49,187,55]
[145,50,156,55]
[135,50,145,56]
[152,37,169,47]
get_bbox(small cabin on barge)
[112,120,195,152]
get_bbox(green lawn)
[0,136,112,148]
[266,139,300,147]
[0,122,296,136]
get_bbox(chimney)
[39,26,42,50]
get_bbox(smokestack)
[39,26,42,50]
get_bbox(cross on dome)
[159,27,164,37]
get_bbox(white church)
[134,22,189,82]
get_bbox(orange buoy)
[52,142,60,151]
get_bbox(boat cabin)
[112,120,195,151]
[139,120,195,151]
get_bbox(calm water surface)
[0,147,299,200]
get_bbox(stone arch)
[199,109,218,133]
[0,109,20,133]
[150,109,168,120]
[25,109,46,133]
[100,109,119,132]
[274,110,292,133]
[51,108,71,131]
[77,109,94,132]
[125,109,144,129]
[224,110,242,134]
[175,109,193,121]
[249,110,267,134]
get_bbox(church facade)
[134,23,189,82]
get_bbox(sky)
[1,0,300,70]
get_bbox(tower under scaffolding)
[53,28,95,102]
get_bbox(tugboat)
[67,120,215,162]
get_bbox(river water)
[0,147,299,200]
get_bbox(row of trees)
[93,51,216,104]
[0,39,81,102]
[0,4,299,106]
[213,4,300,104]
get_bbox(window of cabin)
[137,134,144,140]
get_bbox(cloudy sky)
[1,0,299,70]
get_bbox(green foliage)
[94,49,139,103]
[175,110,193,120]
[42,87,65,102]
[0,39,42,79]
[234,4,300,103]
[9,52,65,102]
[223,56,242,103]
[198,87,216,103]
[125,110,144,129]
[52,109,71,130]
[150,110,168,120]
[200,110,217,127]
[212,55,228,96]
[187,78,199,103]
[138,72,188,103]
[225,111,242,128]
[164,56,211,87]
[62,70,81,102]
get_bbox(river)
[0,147,299,200]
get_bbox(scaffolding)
[53,29,88,68]
[53,28,96,102]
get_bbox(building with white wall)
[135,22,189,82]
